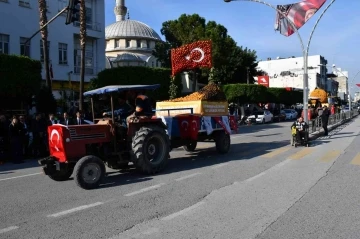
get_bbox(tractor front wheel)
[132,126,170,174]
[74,155,106,190]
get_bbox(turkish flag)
[48,125,66,162]
[258,75,269,87]
[171,40,212,76]
[356,84,360,88]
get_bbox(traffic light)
[65,0,81,25]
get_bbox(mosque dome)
[113,53,145,62]
[106,0,162,41]
[105,20,161,41]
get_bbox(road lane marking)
[211,163,229,169]
[245,172,266,182]
[0,226,19,234]
[0,172,42,182]
[109,228,160,239]
[262,146,291,158]
[175,173,202,182]
[288,148,314,160]
[161,202,205,221]
[124,183,165,197]
[243,159,290,183]
[47,202,104,218]
[350,153,360,165]
[320,150,341,163]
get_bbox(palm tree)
[79,0,86,111]
[38,0,51,89]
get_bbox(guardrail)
[308,110,359,134]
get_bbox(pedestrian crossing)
[350,153,360,165]
[257,145,355,166]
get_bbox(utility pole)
[246,67,249,84]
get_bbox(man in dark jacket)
[74,110,88,125]
[126,93,153,126]
[321,105,331,136]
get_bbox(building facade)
[105,0,162,68]
[332,68,348,95]
[255,55,328,92]
[0,0,106,100]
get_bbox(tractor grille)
[69,128,106,141]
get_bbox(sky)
[104,0,360,92]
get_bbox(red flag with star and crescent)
[171,40,212,76]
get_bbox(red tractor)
[39,84,170,189]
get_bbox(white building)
[105,0,162,68]
[255,55,328,92]
[0,0,106,100]
[332,68,348,95]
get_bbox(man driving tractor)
[103,90,153,126]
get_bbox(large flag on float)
[171,40,212,76]
[274,0,327,37]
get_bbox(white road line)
[109,228,160,239]
[175,173,202,182]
[0,226,19,234]
[211,163,229,169]
[47,202,104,218]
[245,172,266,183]
[235,159,290,185]
[124,183,165,197]
[0,172,42,182]
[161,202,205,221]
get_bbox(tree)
[36,86,57,115]
[153,14,259,84]
[228,47,259,84]
[79,0,86,111]
[38,0,51,89]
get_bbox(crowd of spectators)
[0,110,87,164]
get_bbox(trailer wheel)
[214,130,231,154]
[48,169,73,182]
[183,141,197,152]
[132,126,170,174]
[74,155,105,190]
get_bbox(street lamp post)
[224,0,336,123]
[332,66,360,111]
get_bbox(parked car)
[284,109,298,120]
[273,110,286,122]
[247,110,274,124]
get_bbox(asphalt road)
[0,119,359,239]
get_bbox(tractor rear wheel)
[132,126,170,174]
[183,141,197,152]
[48,169,73,182]
[214,130,231,154]
[74,155,106,190]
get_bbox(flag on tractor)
[171,40,212,76]
[274,0,327,37]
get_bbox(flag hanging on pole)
[356,84,360,88]
[274,0,327,37]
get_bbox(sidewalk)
[112,117,360,239]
